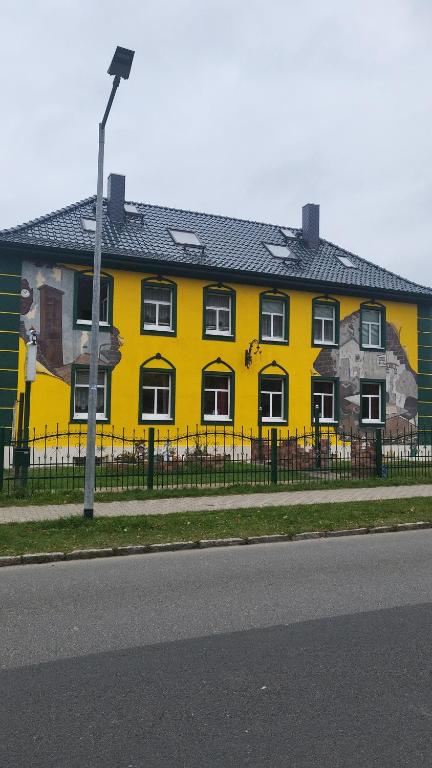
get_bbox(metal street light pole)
[83,47,134,519]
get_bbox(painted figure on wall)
[313,310,417,432]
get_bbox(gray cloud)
[1,0,431,285]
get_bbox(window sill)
[313,340,337,347]
[141,327,176,337]
[260,337,288,345]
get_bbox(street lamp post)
[83,46,134,519]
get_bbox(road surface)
[1,531,432,766]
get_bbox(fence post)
[147,427,155,490]
[375,428,383,478]
[270,428,278,484]
[0,427,4,492]
[314,404,321,469]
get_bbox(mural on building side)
[19,260,122,384]
[313,310,417,432]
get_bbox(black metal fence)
[2,424,432,495]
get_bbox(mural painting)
[313,310,417,432]
[19,260,122,385]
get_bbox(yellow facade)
[19,264,419,436]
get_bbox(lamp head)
[108,46,135,79]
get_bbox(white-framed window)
[141,370,173,421]
[203,373,232,421]
[361,308,383,349]
[142,285,174,333]
[204,292,232,336]
[260,376,286,422]
[76,274,111,326]
[73,369,108,421]
[361,381,383,423]
[313,302,336,345]
[261,298,286,341]
[312,380,336,423]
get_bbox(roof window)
[280,228,297,240]
[168,228,202,247]
[81,218,96,233]
[124,203,139,214]
[337,255,358,268]
[264,243,297,260]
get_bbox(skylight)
[124,203,139,214]
[81,218,96,233]
[169,228,202,247]
[264,243,297,260]
[337,255,358,268]
[280,228,297,240]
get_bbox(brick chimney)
[107,173,125,227]
[302,203,320,248]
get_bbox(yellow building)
[0,173,431,441]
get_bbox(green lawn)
[0,496,431,556]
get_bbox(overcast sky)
[1,0,432,284]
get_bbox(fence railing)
[2,424,432,495]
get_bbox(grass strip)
[1,496,431,557]
[2,473,432,508]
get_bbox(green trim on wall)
[69,363,112,424]
[202,284,236,342]
[0,389,17,408]
[0,350,19,368]
[0,332,20,351]
[359,302,386,351]
[258,290,289,346]
[0,274,21,293]
[73,270,113,332]
[0,370,18,388]
[310,376,340,425]
[138,359,176,425]
[311,297,340,348]
[140,277,177,337]
[417,401,432,417]
[359,378,386,427]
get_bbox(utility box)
[13,447,30,469]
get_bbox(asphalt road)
[1,531,432,767]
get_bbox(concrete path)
[1,483,432,524]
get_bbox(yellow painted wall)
[20,265,419,436]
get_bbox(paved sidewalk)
[1,484,432,524]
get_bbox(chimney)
[107,173,125,227]
[302,203,320,248]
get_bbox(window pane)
[363,383,379,397]
[143,286,171,303]
[361,397,369,420]
[272,315,284,338]
[142,389,155,414]
[262,378,283,393]
[205,308,217,330]
[261,392,270,418]
[314,381,333,395]
[76,276,93,321]
[143,372,170,388]
[96,386,105,414]
[204,390,215,415]
[205,375,229,390]
[158,304,171,326]
[157,388,170,414]
[370,324,380,345]
[262,299,283,314]
[370,397,380,420]
[361,323,369,346]
[207,293,230,309]
[272,393,282,418]
[323,395,333,419]
[313,394,321,414]
[218,310,230,332]
[262,315,271,336]
[99,280,109,323]
[363,309,380,324]
[75,388,88,413]
[216,390,229,415]
[75,370,89,386]
[323,319,334,342]
[143,303,156,324]
[313,318,322,341]
[315,304,334,320]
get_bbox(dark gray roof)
[1,195,431,298]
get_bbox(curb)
[0,521,431,568]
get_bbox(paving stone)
[0,556,21,567]
[198,538,246,548]
[247,534,291,544]
[150,541,197,552]
[65,548,114,560]
[21,552,65,564]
